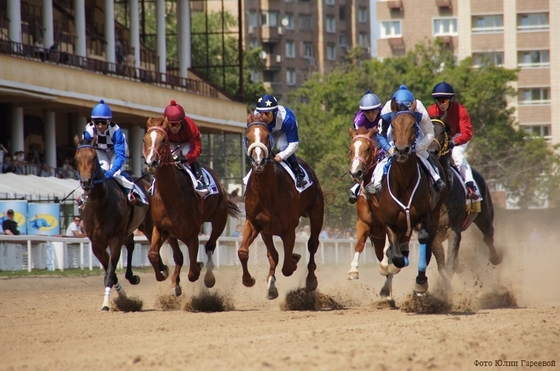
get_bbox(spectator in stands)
[319,226,331,240]
[34,38,45,62]
[2,209,21,235]
[231,224,243,237]
[331,228,344,239]
[59,158,77,179]
[65,216,86,237]
[29,145,41,165]
[12,155,24,175]
[39,163,52,177]
[2,155,15,173]
[297,225,311,239]
[0,143,8,174]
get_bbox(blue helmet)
[392,85,415,109]
[91,100,112,120]
[432,81,455,99]
[359,91,382,111]
[256,94,278,112]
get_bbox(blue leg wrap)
[418,243,427,272]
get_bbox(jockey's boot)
[127,188,148,206]
[190,161,208,192]
[76,193,86,208]
[465,181,480,201]
[289,160,308,188]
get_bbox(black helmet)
[432,82,455,99]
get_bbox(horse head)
[428,118,449,159]
[390,110,418,163]
[143,117,172,174]
[245,119,273,173]
[74,141,102,195]
[348,126,378,183]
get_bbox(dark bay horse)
[143,117,240,296]
[346,126,389,283]
[378,108,449,296]
[74,138,154,311]
[428,118,502,277]
[239,116,324,300]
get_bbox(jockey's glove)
[447,139,456,150]
[104,169,114,180]
[174,152,187,164]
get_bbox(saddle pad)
[243,162,313,193]
[150,167,220,198]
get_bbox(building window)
[339,6,346,21]
[303,42,314,58]
[472,15,503,33]
[263,71,277,84]
[472,52,504,67]
[358,32,369,47]
[327,44,336,60]
[249,39,259,49]
[300,15,312,31]
[522,124,550,139]
[518,50,550,68]
[326,0,335,6]
[433,18,457,36]
[248,11,258,28]
[284,13,294,30]
[326,16,336,33]
[285,40,296,58]
[339,32,347,46]
[519,88,550,105]
[518,13,549,31]
[358,7,367,23]
[380,21,402,38]
[287,69,297,86]
[262,12,279,27]
[250,71,260,83]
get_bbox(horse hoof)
[204,273,216,288]
[414,281,428,294]
[490,254,502,265]
[131,275,141,285]
[101,306,109,312]
[388,264,401,274]
[454,262,465,274]
[242,277,256,288]
[292,253,302,265]
[379,265,389,276]
[392,257,405,269]
[380,287,391,298]
[306,278,318,292]
[174,285,182,297]
[347,271,360,280]
[266,287,279,300]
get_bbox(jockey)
[254,93,307,188]
[427,81,480,200]
[163,99,208,193]
[365,85,446,194]
[80,99,147,205]
[348,90,382,204]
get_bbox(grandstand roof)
[0,174,79,202]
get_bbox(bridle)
[350,134,378,172]
[244,121,275,167]
[143,126,175,167]
[76,144,105,191]
[430,119,450,157]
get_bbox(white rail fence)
[0,235,407,272]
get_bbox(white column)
[74,116,88,139]
[11,107,24,153]
[156,0,167,79]
[42,0,54,49]
[74,0,86,58]
[7,0,22,44]
[105,0,116,66]
[44,112,57,169]
[129,0,141,71]
[129,126,144,177]
[177,0,191,78]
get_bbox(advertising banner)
[27,203,60,235]
[0,200,28,234]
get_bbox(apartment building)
[243,0,371,101]
[376,0,560,146]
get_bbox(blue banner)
[27,203,60,235]
[0,201,28,234]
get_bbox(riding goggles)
[169,120,183,128]
[362,108,379,115]
[260,111,273,118]
[436,98,451,104]
[92,119,110,126]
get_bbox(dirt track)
[1,229,559,371]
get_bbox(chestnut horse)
[346,126,388,282]
[428,118,502,277]
[239,117,324,300]
[143,117,240,296]
[74,138,154,311]
[378,108,449,297]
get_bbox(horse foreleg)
[184,234,201,284]
[203,219,225,289]
[280,230,298,277]
[414,227,430,295]
[305,233,320,292]
[238,221,259,288]
[445,226,463,277]
[101,241,126,311]
[348,220,369,280]
[475,218,502,265]
[262,233,279,300]
[124,234,140,285]
[379,274,395,305]
[168,238,184,296]
[91,242,113,311]
[148,227,169,281]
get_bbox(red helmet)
[163,100,186,123]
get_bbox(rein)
[144,126,175,166]
[431,119,450,157]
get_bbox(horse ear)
[247,112,262,124]
[390,99,398,113]
[348,126,355,137]
[410,99,417,112]
[73,135,80,147]
[368,126,378,138]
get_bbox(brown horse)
[378,108,449,296]
[143,117,240,296]
[346,126,388,282]
[239,116,324,300]
[428,118,502,277]
[74,138,154,311]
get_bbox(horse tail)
[227,200,242,219]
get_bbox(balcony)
[387,37,405,49]
[435,0,452,9]
[387,1,403,10]
[261,26,283,43]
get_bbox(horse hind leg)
[348,221,369,280]
[262,233,280,299]
[124,235,140,285]
[203,217,227,289]
[379,274,395,305]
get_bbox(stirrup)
[127,192,137,205]
[296,177,308,188]
[466,186,480,201]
